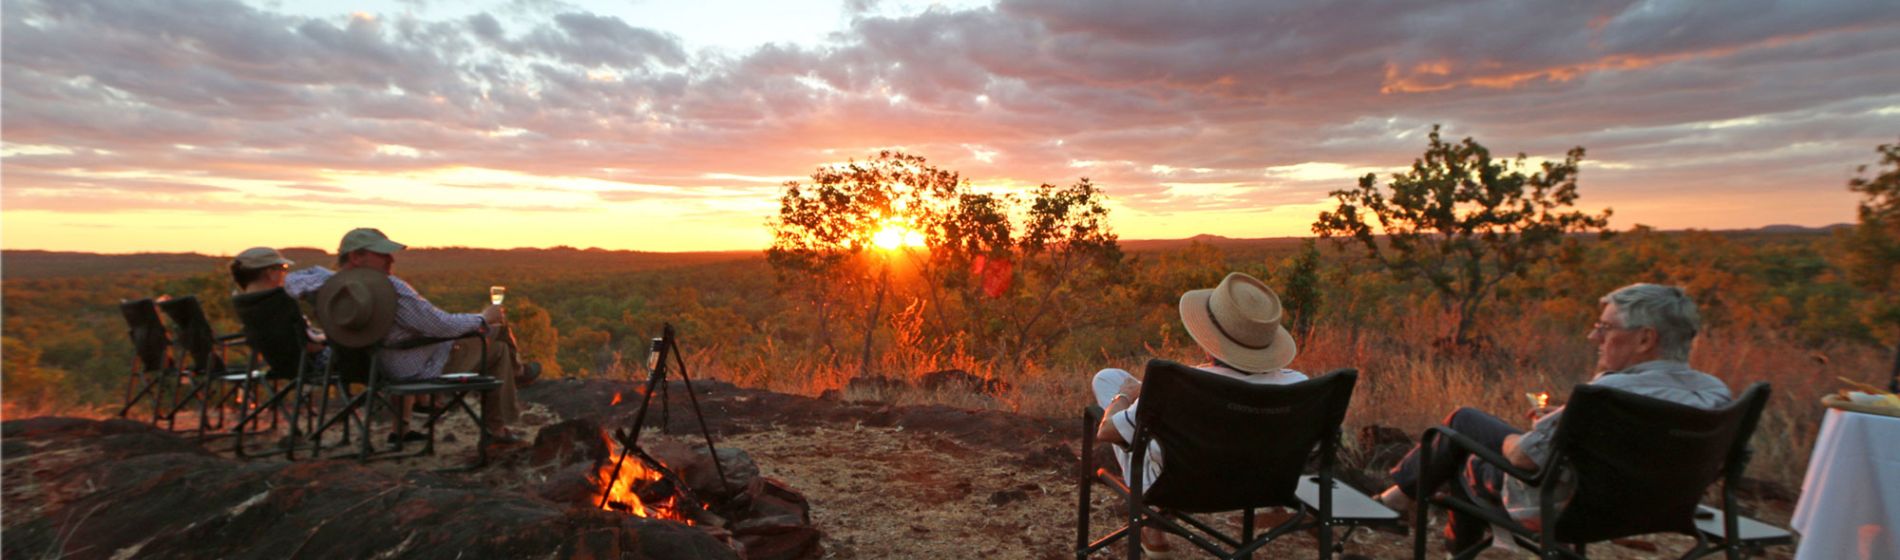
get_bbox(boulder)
[1,418,739,560]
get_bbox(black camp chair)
[1411,382,1778,560]
[228,288,336,458]
[1076,361,1375,559]
[156,296,255,440]
[116,298,176,425]
[307,274,503,468]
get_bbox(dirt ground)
[719,425,1794,560]
[198,379,1797,560]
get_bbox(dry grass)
[0,400,110,422]
[675,301,1880,492]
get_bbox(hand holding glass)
[490,286,506,306]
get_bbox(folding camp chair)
[116,298,176,425]
[228,287,336,458]
[156,296,255,440]
[307,273,503,468]
[1411,382,1782,560]
[1076,360,1379,559]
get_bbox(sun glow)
[871,224,925,251]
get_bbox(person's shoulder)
[387,275,421,297]
[1273,368,1310,384]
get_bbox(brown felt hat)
[1178,272,1298,373]
[315,268,397,348]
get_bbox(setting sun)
[871,224,926,250]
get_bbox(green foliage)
[508,298,563,378]
[1313,125,1612,345]
[1281,240,1323,337]
[1841,140,1900,342]
[3,336,67,410]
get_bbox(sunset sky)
[4,0,1898,255]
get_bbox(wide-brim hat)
[1178,272,1298,373]
[315,268,397,348]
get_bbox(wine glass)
[646,337,664,371]
[490,286,506,306]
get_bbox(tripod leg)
[668,338,730,491]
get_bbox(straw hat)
[315,268,397,348]
[1178,272,1298,373]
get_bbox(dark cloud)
[2,0,1896,229]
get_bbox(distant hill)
[1754,223,1853,234]
[3,225,1855,280]
[1,247,755,280]
[1118,235,1309,253]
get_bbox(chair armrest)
[1421,426,1546,483]
[388,330,482,351]
[1082,405,1104,454]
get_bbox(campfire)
[592,434,701,524]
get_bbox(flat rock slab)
[1,417,737,560]
[519,378,1076,467]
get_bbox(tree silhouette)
[767,152,1122,369]
[1840,139,1900,391]
[767,151,962,373]
[1313,125,1611,347]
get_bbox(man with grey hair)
[1373,283,1732,550]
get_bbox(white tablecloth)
[1791,408,1900,559]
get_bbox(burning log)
[592,437,708,525]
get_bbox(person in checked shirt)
[288,228,533,444]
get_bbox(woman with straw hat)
[1090,272,1307,557]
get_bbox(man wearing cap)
[1089,271,1309,557]
[286,228,529,443]
[232,247,327,354]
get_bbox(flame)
[1534,392,1550,408]
[593,437,695,524]
[610,392,623,406]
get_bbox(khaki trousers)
[443,325,521,430]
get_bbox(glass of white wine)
[490,286,506,306]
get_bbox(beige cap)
[233,247,294,269]
[338,228,407,255]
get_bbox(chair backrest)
[120,298,170,372]
[232,288,308,378]
[157,296,222,372]
[1547,382,1771,543]
[1134,360,1358,512]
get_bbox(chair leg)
[1238,508,1254,550]
[1077,409,1096,556]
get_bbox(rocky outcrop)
[1,417,738,560]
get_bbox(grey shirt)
[1504,359,1733,520]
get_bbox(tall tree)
[994,180,1123,362]
[1841,139,1900,391]
[1313,125,1611,346]
[767,151,962,373]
